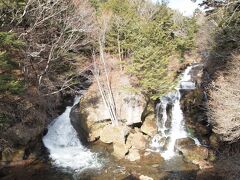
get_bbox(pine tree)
[98,0,198,99]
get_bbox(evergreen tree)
[100,0,198,99]
[0,32,25,94]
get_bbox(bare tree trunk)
[92,49,118,126]
[92,13,118,126]
[99,39,118,122]
[117,30,123,71]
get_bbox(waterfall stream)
[42,65,200,174]
[151,65,200,160]
[42,97,101,172]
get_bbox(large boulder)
[141,114,157,137]
[126,131,149,150]
[182,146,209,162]
[175,137,195,150]
[209,133,220,149]
[100,124,130,144]
[80,71,147,126]
[126,148,141,161]
[70,103,89,144]
[5,124,43,146]
[139,175,154,180]
[175,138,209,165]
[113,142,129,159]
[88,121,110,142]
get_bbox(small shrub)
[0,51,18,70]
[0,74,25,95]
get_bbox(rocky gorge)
[67,61,219,176]
[1,54,240,180]
[0,0,240,179]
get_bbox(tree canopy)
[97,0,198,99]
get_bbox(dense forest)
[0,0,239,179]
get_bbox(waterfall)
[42,97,101,172]
[150,65,200,160]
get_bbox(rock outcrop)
[141,114,157,137]
[70,103,89,145]
[100,124,130,144]
[80,70,146,127]
[126,131,149,150]
[0,85,75,167]
[98,126,149,160]
[175,137,213,169]
[175,138,209,161]
[139,175,154,180]
[126,148,141,161]
[76,58,153,161]
[113,142,130,159]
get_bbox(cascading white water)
[160,90,187,159]
[151,65,200,160]
[42,97,101,171]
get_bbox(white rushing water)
[42,97,101,172]
[151,65,200,160]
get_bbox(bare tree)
[208,54,240,142]
[92,12,118,126]
[18,0,98,94]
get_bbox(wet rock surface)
[141,114,157,137]
[0,84,76,167]
[70,103,89,145]
[2,154,240,180]
[175,137,195,149]
[175,137,213,169]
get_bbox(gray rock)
[126,148,141,161]
[141,114,157,137]
[126,131,148,150]
[80,73,147,126]
[175,138,209,163]
[100,124,130,144]
[70,103,89,145]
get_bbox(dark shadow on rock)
[162,170,197,180]
[122,174,139,180]
[70,103,89,146]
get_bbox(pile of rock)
[73,68,161,161]
[88,119,157,161]
[175,137,214,169]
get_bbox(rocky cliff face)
[180,65,215,150]
[0,86,70,167]
[181,62,240,156]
